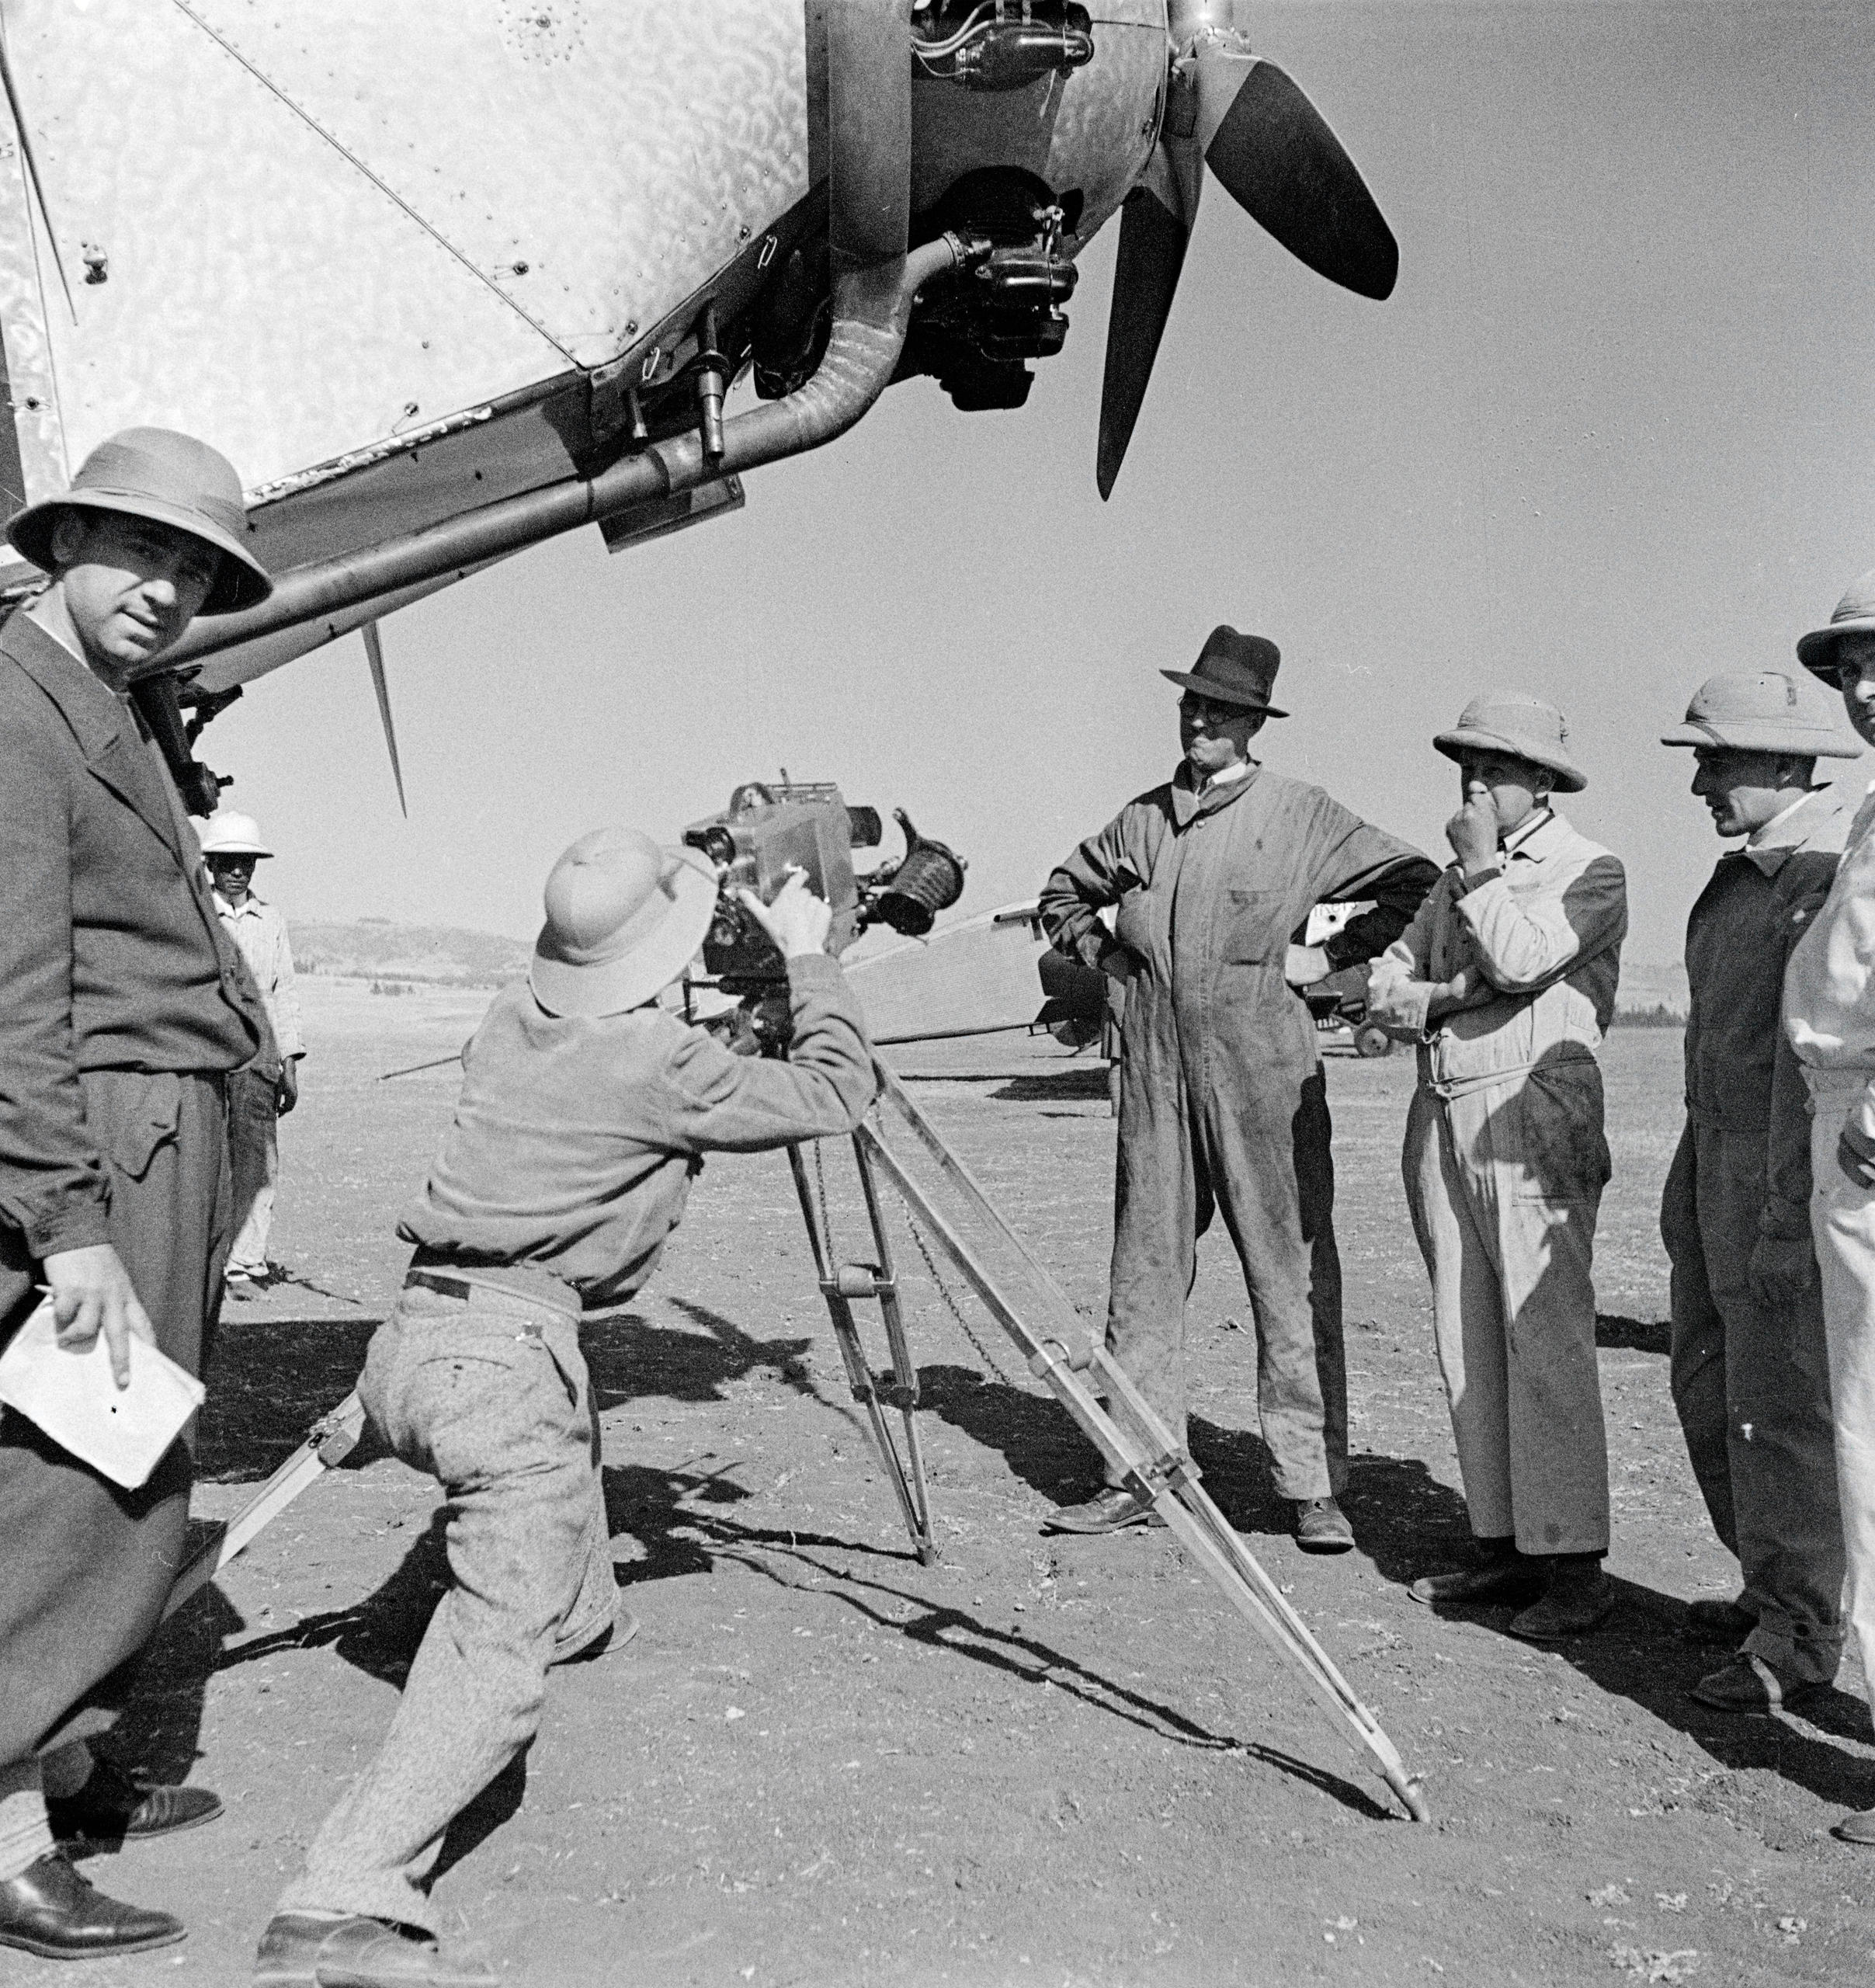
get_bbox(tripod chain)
[897,1194,1022,1387]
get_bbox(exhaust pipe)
[161,234,974,672]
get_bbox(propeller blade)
[1096,139,1202,500]
[1195,52,1397,301]
[826,0,911,266]
[361,620,407,818]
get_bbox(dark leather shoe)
[1832,1806,1875,1845]
[1509,1566,1615,1642]
[1683,1597,1757,1646]
[1292,1497,1354,1554]
[550,1606,640,1667]
[1041,1486,1166,1534]
[1410,1560,1544,1607]
[254,1913,497,1987]
[0,1851,184,1958]
[1690,1651,1813,1715]
[48,1756,223,1847]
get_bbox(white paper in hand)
[0,1298,203,1488]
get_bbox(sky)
[200,0,1875,969]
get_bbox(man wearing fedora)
[257,842,873,1986]
[1658,671,1855,1714]
[1038,627,1437,1550]
[1781,565,1875,1842]
[0,430,274,1958]
[200,810,305,1296]
[1369,694,1627,1641]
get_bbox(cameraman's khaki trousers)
[279,1281,616,1933]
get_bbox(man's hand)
[1424,965,1495,1021]
[1446,791,1500,874]
[1748,1233,1818,1309]
[43,1244,155,1390]
[1839,1118,1875,1190]
[738,867,832,961]
[275,1060,299,1117]
[1095,939,1136,985]
[1284,944,1332,989]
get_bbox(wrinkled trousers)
[280,1281,616,1931]
[1804,1069,1875,1706]
[1402,1058,1611,1555]
[1661,1118,1844,1684]
[225,1065,280,1277]
[0,1069,231,1765]
[1106,1063,1345,1503]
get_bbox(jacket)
[0,610,267,1258]
[1367,808,1627,1098]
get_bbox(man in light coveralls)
[1658,670,1854,1713]
[1783,565,1875,1843]
[1369,694,1627,1642]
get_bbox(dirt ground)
[7,982,1874,1988]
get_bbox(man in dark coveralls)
[1039,627,1438,1549]
[0,429,273,1959]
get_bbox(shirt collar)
[1500,806,1558,860]
[1203,757,1256,792]
[213,887,266,916]
[1741,785,1844,874]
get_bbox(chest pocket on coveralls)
[1220,888,1286,964]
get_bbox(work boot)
[0,1851,184,1959]
[254,1913,496,1988]
[550,1606,640,1667]
[1689,1651,1811,1715]
[1509,1556,1614,1642]
[1291,1497,1354,1554]
[1041,1486,1165,1534]
[1832,1807,1875,1846]
[1682,1596,1757,1646]
[47,1755,223,1849]
[1409,1537,1543,1608]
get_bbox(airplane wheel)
[1353,1023,1393,1059]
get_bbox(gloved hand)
[1748,1232,1817,1310]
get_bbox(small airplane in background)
[0,1,1396,809]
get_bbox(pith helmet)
[1160,624,1289,718]
[197,811,273,857]
[530,827,718,1019]
[1797,565,1875,684]
[5,427,272,615]
[1433,692,1587,794]
[1661,671,1859,759]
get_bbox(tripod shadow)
[695,1520,1391,1819]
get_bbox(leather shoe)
[47,1755,223,1847]
[550,1606,640,1667]
[1041,1486,1166,1534]
[1292,1497,1354,1554]
[1690,1651,1811,1715]
[254,1912,496,1987]
[1410,1560,1544,1608]
[1683,1597,1757,1646]
[1509,1565,1615,1642]
[0,1851,184,1958]
[1832,1806,1875,1846]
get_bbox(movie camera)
[680,779,966,1039]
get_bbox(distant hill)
[290,919,530,988]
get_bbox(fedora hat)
[196,810,273,858]
[1797,565,1875,684]
[1433,692,1587,794]
[6,427,272,615]
[530,827,719,1019]
[1661,670,1859,759]
[1159,624,1288,718]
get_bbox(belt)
[403,1254,581,1318]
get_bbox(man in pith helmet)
[1370,693,1627,1642]
[0,430,273,1959]
[1039,627,1438,1552]
[257,834,873,1987]
[199,810,304,1296]
[1780,565,1875,1842]
[1658,670,1856,1713]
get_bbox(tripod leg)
[854,1133,935,1556]
[787,1143,938,1564]
[855,1118,1428,1821]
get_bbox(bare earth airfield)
[6,978,1873,1988]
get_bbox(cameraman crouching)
[256,830,873,1988]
